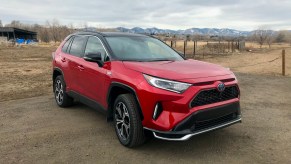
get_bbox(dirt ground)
[0,73,290,163]
[0,44,291,163]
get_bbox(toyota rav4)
[52,32,241,147]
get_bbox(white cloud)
[0,0,290,30]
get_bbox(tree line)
[0,19,119,43]
[251,26,291,48]
[1,20,291,47]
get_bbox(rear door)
[58,36,74,91]
[65,35,87,93]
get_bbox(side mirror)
[84,52,103,67]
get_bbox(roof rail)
[74,30,104,36]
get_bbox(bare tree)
[0,20,3,27]
[285,31,291,46]
[275,30,291,45]
[5,20,22,28]
[266,31,275,48]
[67,23,76,34]
[46,19,61,43]
[39,28,50,42]
[253,26,272,48]
[96,27,117,32]
[184,35,191,46]
[59,25,72,39]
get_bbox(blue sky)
[0,0,290,31]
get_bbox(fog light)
[153,102,163,120]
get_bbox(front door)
[77,36,109,104]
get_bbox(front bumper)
[145,102,241,141]
[137,73,240,132]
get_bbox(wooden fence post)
[218,40,221,53]
[193,41,196,58]
[203,46,205,59]
[282,49,286,76]
[183,41,186,57]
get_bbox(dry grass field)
[167,41,291,76]
[0,43,290,101]
[0,43,291,163]
[0,45,56,101]
[202,47,291,76]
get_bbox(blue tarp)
[16,39,35,44]
[26,39,32,44]
[16,38,25,44]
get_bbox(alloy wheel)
[115,102,131,141]
[55,79,64,104]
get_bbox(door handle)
[78,65,85,70]
[61,57,66,62]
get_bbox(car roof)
[74,31,147,37]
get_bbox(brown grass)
[0,45,55,101]
[0,42,290,101]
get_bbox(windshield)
[105,36,184,61]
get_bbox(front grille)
[190,86,239,108]
[194,113,238,131]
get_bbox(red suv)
[52,32,241,147]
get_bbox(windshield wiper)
[148,59,175,62]
[121,59,144,62]
[121,59,176,62]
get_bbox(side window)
[61,37,73,53]
[84,36,107,60]
[69,36,86,57]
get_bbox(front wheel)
[53,75,74,107]
[113,94,146,147]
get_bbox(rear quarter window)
[62,37,73,53]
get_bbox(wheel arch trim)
[53,67,65,81]
[106,82,144,121]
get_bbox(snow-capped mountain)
[116,27,250,36]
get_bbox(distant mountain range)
[116,27,251,36]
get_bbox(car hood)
[123,59,232,81]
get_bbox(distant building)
[0,27,37,42]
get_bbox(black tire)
[53,75,74,107]
[113,94,146,147]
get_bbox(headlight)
[143,74,191,93]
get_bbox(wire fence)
[164,40,288,76]
[165,40,245,59]
[232,56,281,68]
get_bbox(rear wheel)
[113,94,146,147]
[53,75,74,107]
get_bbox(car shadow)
[61,101,249,156]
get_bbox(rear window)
[69,36,87,57]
